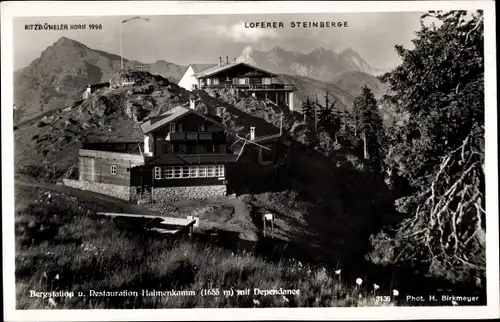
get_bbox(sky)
[13,12,424,70]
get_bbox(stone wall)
[62,179,227,204]
[62,179,132,201]
[152,185,227,204]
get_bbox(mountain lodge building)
[139,104,237,189]
[73,99,240,203]
[178,58,296,111]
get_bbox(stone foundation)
[152,185,227,204]
[62,179,132,201]
[62,180,227,204]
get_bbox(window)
[154,167,162,179]
[165,166,174,179]
[178,124,183,133]
[199,124,206,132]
[158,164,224,180]
[262,78,272,85]
[198,165,207,178]
[236,78,247,85]
[182,166,190,178]
[169,123,176,133]
[187,145,193,154]
[110,165,117,175]
[212,78,219,85]
[215,165,225,177]
[190,165,199,178]
[207,165,215,178]
[173,166,182,178]
[163,143,173,154]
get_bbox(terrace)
[200,83,296,92]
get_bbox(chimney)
[218,57,222,67]
[226,56,229,64]
[250,127,256,141]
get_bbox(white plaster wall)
[178,66,197,91]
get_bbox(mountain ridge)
[14,37,186,123]
[236,45,378,82]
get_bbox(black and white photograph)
[2,1,498,320]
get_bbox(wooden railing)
[166,132,213,141]
[200,84,295,91]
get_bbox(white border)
[2,1,498,321]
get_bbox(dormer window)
[169,123,176,133]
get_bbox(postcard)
[2,1,498,321]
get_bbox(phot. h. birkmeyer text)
[2,1,498,321]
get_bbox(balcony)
[165,132,213,141]
[200,84,296,92]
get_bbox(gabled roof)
[193,62,277,78]
[139,104,228,134]
[191,64,217,73]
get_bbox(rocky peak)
[51,36,89,51]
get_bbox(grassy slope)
[15,183,393,309]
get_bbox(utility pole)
[120,21,123,70]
